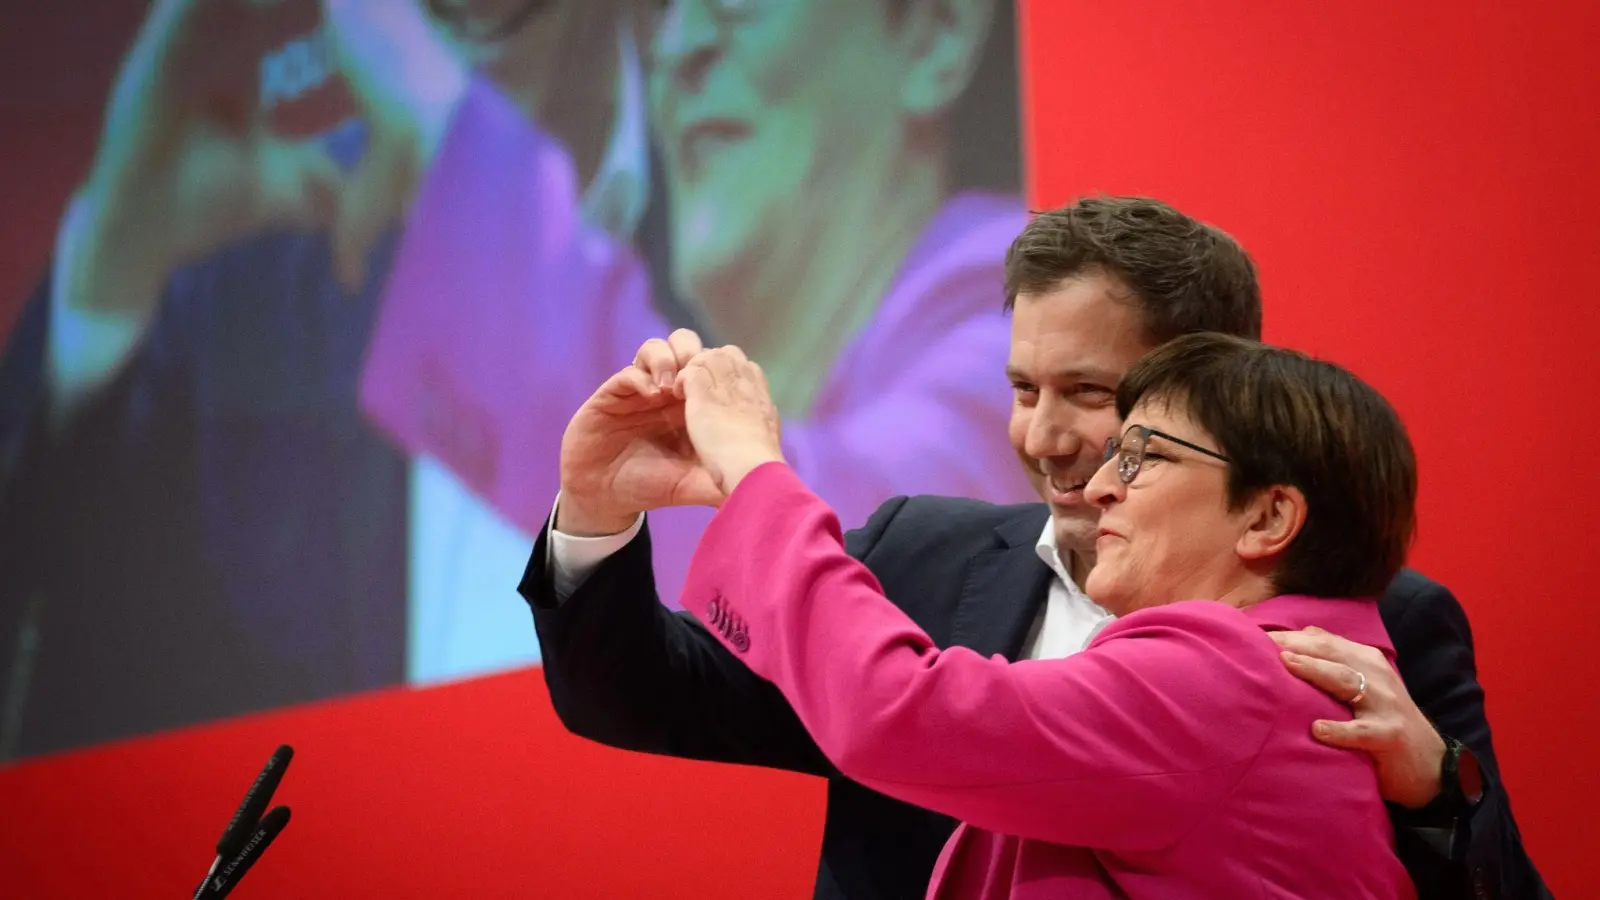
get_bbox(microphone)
[193,745,295,899]
[200,806,291,899]
[217,745,293,860]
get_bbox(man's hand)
[678,345,785,495]
[76,0,344,322]
[323,0,471,290]
[1271,626,1447,809]
[556,330,721,536]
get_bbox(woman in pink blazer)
[668,332,1418,899]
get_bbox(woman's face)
[1083,397,1253,617]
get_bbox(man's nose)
[1023,399,1083,463]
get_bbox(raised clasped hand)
[677,345,786,496]
[556,329,721,536]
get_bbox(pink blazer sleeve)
[682,463,1287,852]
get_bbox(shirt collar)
[579,20,651,239]
[1033,518,1106,607]
[1033,517,1069,584]
[1243,594,1396,660]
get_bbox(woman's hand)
[1272,627,1448,809]
[678,345,786,497]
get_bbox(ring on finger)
[1347,671,1368,706]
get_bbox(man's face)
[1007,273,1156,563]
[648,0,916,323]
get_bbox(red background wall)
[1020,5,1598,894]
[2,2,1595,896]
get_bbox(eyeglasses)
[651,0,764,35]
[672,0,762,19]
[1102,424,1230,485]
[427,0,551,43]
[647,0,779,67]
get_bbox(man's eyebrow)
[1005,365,1118,383]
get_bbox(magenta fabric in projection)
[359,78,1035,603]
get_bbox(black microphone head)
[216,745,293,859]
[208,805,291,899]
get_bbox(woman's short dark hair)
[1115,333,1417,598]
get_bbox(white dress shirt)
[1018,519,1115,660]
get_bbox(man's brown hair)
[1004,196,1262,343]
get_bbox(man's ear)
[1236,484,1307,563]
[898,0,997,118]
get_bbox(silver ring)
[1347,671,1368,706]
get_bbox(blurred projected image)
[0,0,1025,759]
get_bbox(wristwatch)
[1436,735,1485,814]
[1398,734,1486,861]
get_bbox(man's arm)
[518,494,914,775]
[0,254,208,757]
[1386,575,1552,899]
[1,190,164,488]
[2,233,191,518]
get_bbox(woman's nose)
[1085,456,1123,508]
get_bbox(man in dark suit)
[0,0,650,759]
[522,197,1549,898]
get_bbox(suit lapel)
[949,506,1054,661]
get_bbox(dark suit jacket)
[0,223,409,760]
[523,494,1551,899]
[0,114,694,761]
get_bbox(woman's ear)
[898,0,997,118]
[1236,484,1307,563]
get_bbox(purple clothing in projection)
[359,79,1035,602]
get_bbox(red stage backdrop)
[2,1,1596,897]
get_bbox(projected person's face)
[427,0,653,185]
[647,0,943,333]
